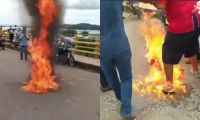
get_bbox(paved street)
[0,49,99,120]
[100,14,200,120]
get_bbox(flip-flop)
[162,88,175,94]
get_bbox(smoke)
[22,0,39,37]
[22,0,66,66]
[22,0,65,38]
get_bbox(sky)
[0,0,100,26]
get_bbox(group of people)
[0,27,29,60]
[100,0,200,120]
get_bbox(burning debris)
[22,0,59,93]
[133,12,187,100]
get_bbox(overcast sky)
[0,0,100,26]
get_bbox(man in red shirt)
[154,0,200,93]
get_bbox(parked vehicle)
[55,36,75,67]
[124,1,168,26]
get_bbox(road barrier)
[73,37,100,59]
[2,31,100,59]
[58,34,100,59]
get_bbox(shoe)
[191,69,200,78]
[121,115,136,120]
[22,81,28,85]
[100,86,112,92]
[162,83,175,94]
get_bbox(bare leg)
[163,64,175,93]
[188,55,199,71]
[164,64,173,84]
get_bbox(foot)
[162,83,175,94]
[185,61,190,64]
[122,115,136,120]
[22,81,28,85]
[191,69,200,78]
[100,86,112,92]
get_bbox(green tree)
[63,29,77,37]
[81,31,89,36]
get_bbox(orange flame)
[133,12,186,99]
[22,0,59,93]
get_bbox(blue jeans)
[101,50,132,117]
[20,46,28,60]
[100,68,110,88]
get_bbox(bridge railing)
[3,31,100,59]
[73,37,100,59]
[58,34,100,59]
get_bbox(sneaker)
[162,83,175,94]
[121,115,136,120]
[100,86,112,92]
[191,69,200,78]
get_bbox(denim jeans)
[100,68,110,88]
[101,50,132,117]
[20,46,28,60]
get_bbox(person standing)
[0,35,5,50]
[101,0,133,119]
[13,28,20,48]
[8,30,14,46]
[19,28,28,60]
[154,0,200,93]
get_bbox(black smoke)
[22,0,65,41]
[22,0,66,73]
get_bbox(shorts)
[162,15,200,64]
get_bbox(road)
[0,48,99,120]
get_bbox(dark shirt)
[100,0,131,57]
[9,33,14,40]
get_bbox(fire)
[133,12,186,99]
[22,0,59,93]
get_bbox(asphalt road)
[0,48,99,120]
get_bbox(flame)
[22,0,59,93]
[133,12,186,99]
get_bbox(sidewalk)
[74,54,100,67]
[74,55,100,72]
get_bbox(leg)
[100,68,112,92]
[162,32,184,92]
[2,44,4,50]
[188,55,199,71]
[24,46,28,60]
[185,26,200,77]
[20,46,24,60]
[100,68,110,88]
[114,51,132,118]
[101,56,121,101]
[163,64,173,84]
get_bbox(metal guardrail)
[2,31,100,59]
[58,34,100,59]
[73,37,100,59]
